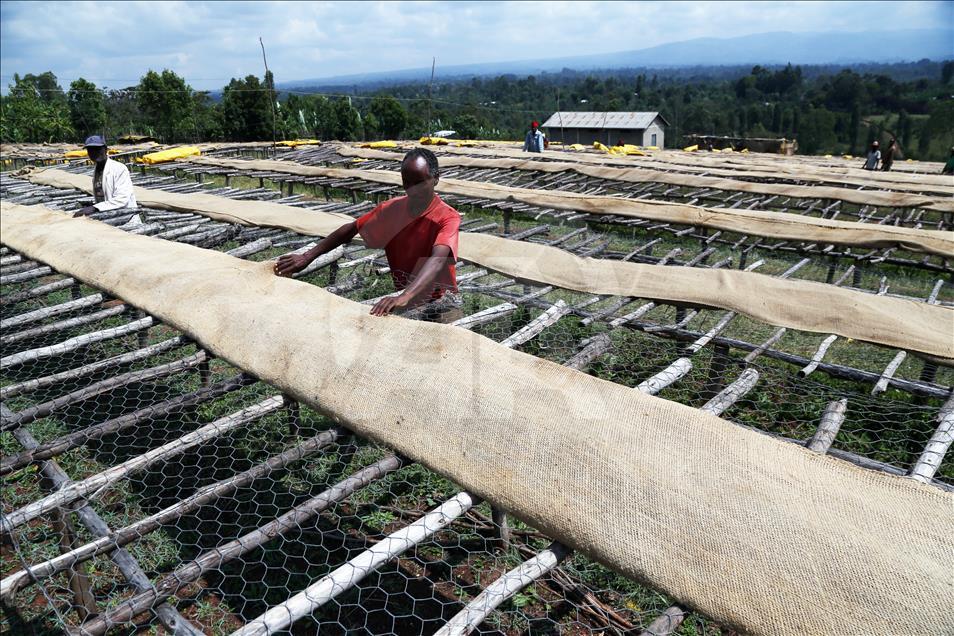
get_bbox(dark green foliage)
[332,98,361,141]
[67,78,106,140]
[221,74,275,142]
[137,69,193,143]
[0,72,73,142]
[368,95,408,138]
[2,60,952,158]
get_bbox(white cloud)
[1,0,949,92]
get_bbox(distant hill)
[280,28,954,89]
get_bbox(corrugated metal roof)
[540,112,666,130]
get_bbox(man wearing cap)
[74,135,140,224]
[523,121,545,153]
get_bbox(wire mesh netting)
[1,152,951,636]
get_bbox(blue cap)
[83,135,106,147]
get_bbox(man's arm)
[274,221,358,277]
[370,244,452,316]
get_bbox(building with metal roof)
[541,111,669,147]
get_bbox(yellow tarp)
[138,146,201,165]
[569,144,586,151]
[683,144,699,152]
[608,144,647,156]
[64,148,119,158]
[593,141,610,152]
[419,137,450,145]
[455,140,479,147]
[276,139,321,147]
[360,141,397,149]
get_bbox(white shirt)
[93,158,138,212]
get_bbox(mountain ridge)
[280,28,954,89]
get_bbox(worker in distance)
[274,148,462,323]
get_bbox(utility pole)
[260,37,278,154]
[426,57,436,136]
[557,86,564,151]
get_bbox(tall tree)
[68,78,106,140]
[368,96,408,139]
[137,70,193,142]
[848,105,861,154]
[1,73,73,142]
[332,98,361,141]
[221,75,274,141]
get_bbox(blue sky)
[1,1,951,91]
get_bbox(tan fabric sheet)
[337,144,954,207]
[415,141,950,184]
[337,144,954,196]
[8,178,954,360]
[178,158,954,258]
[2,202,952,636]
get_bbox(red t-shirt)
[356,194,460,299]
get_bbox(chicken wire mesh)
[1,162,951,636]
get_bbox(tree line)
[1,60,951,159]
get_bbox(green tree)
[771,104,782,133]
[22,71,66,105]
[137,70,193,142]
[221,75,273,141]
[368,96,408,138]
[1,73,73,142]
[899,109,913,152]
[452,113,480,139]
[68,78,106,140]
[848,105,861,154]
[942,61,954,85]
[332,98,361,141]
[798,107,837,154]
[362,112,380,139]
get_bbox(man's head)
[872,140,880,149]
[401,148,439,213]
[531,121,539,130]
[84,135,108,164]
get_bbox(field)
[1,140,951,636]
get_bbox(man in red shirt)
[274,148,462,321]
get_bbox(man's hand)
[370,294,410,317]
[274,253,311,277]
[73,205,97,218]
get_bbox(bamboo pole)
[637,358,694,395]
[77,455,405,636]
[231,491,477,636]
[1,277,76,306]
[0,405,202,636]
[0,373,254,476]
[0,293,103,330]
[0,305,128,345]
[807,399,849,453]
[434,542,572,636]
[450,303,518,331]
[0,427,344,601]
[500,300,570,349]
[1,335,186,400]
[909,394,954,483]
[0,351,207,432]
[1,396,284,534]
[701,368,760,416]
[0,316,153,368]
